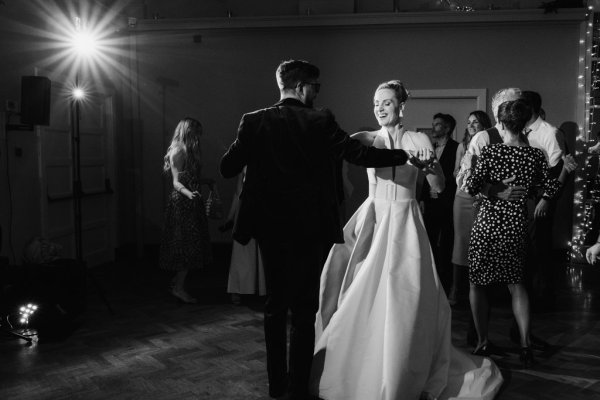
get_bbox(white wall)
[0,3,45,263]
[129,12,582,247]
[0,3,586,261]
[0,0,130,262]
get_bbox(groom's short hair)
[522,91,542,115]
[276,59,320,90]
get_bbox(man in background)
[422,113,458,290]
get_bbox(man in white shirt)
[461,89,562,351]
[524,91,564,179]
[422,113,459,289]
[521,91,565,307]
[457,87,525,198]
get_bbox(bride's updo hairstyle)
[375,80,410,103]
[498,99,532,143]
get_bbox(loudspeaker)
[21,76,51,126]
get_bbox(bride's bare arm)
[351,131,379,197]
[408,145,445,195]
[350,131,377,146]
[412,133,445,194]
[424,158,445,194]
[367,168,376,197]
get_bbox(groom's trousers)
[258,238,328,399]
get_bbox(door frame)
[408,88,488,140]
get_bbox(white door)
[38,76,116,266]
[403,89,488,141]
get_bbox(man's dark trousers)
[526,197,558,304]
[259,238,328,399]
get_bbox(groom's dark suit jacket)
[220,98,408,245]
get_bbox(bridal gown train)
[311,129,503,400]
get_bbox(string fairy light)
[569,1,599,261]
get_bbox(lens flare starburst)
[71,26,99,59]
[72,87,86,100]
[4,0,132,98]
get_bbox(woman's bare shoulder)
[169,144,186,167]
[350,130,378,146]
[405,130,428,141]
[404,130,433,147]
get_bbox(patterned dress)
[466,144,560,285]
[159,170,212,271]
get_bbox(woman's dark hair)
[498,99,532,143]
[462,110,492,150]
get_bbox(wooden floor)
[1,247,600,400]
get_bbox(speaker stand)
[71,91,114,316]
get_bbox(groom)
[220,59,409,399]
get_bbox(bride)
[310,80,503,400]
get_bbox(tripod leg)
[87,269,115,315]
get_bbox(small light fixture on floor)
[18,303,38,325]
[0,303,39,344]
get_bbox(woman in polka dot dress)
[466,99,576,367]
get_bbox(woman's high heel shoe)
[472,341,505,357]
[171,288,198,304]
[519,347,534,369]
[472,343,491,357]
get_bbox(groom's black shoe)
[282,393,322,400]
[269,376,290,399]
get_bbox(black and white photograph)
[0,1,599,399]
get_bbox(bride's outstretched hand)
[408,148,436,170]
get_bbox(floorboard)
[1,247,599,400]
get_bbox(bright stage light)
[72,87,85,100]
[71,29,98,58]
[23,0,130,91]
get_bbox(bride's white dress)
[311,129,503,400]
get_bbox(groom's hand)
[407,149,436,170]
[488,176,526,201]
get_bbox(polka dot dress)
[466,144,560,285]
